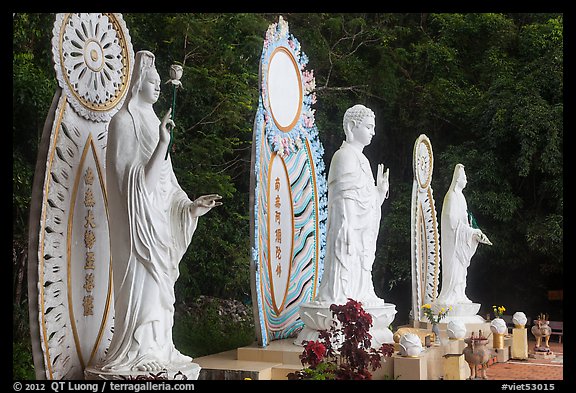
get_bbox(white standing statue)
[315,104,389,305]
[297,104,396,347]
[434,164,491,323]
[87,50,222,380]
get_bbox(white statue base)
[84,362,201,381]
[295,300,397,348]
[432,302,485,324]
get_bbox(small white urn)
[490,317,508,349]
[399,333,424,357]
[512,311,527,328]
[447,319,467,339]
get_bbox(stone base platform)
[193,336,474,380]
[195,323,526,380]
[530,350,556,360]
[193,339,303,380]
[194,338,398,380]
[296,301,397,348]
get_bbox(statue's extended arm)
[144,108,173,192]
[189,194,223,217]
[474,229,492,246]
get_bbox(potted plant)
[288,298,394,380]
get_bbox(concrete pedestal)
[372,355,394,380]
[511,328,529,360]
[393,354,427,380]
[443,353,469,380]
[444,338,466,355]
[495,346,510,363]
[530,350,556,360]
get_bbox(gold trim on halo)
[39,96,68,379]
[304,139,320,298]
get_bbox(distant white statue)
[399,333,424,357]
[513,311,528,328]
[436,164,491,307]
[447,319,467,339]
[315,104,389,306]
[101,50,222,376]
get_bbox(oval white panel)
[267,47,302,131]
[69,137,112,368]
[415,139,432,189]
[268,153,294,314]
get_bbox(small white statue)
[513,311,528,328]
[490,318,508,335]
[447,319,467,340]
[102,50,222,375]
[399,333,424,357]
[435,164,491,306]
[315,104,389,306]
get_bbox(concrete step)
[194,348,283,380]
[237,339,303,364]
[194,339,306,380]
[271,363,303,380]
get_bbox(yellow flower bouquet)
[422,303,451,324]
[492,305,506,319]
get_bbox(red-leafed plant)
[288,298,395,380]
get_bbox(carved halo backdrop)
[249,16,327,347]
[27,13,134,379]
[410,134,441,326]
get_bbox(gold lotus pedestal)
[493,333,505,349]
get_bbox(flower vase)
[432,323,441,345]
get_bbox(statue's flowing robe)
[436,188,479,305]
[103,106,197,371]
[315,141,383,306]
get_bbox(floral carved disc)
[414,136,433,189]
[52,13,133,122]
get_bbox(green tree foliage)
[120,14,272,302]
[13,15,58,379]
[13,13,562,330]
[13,13,56,238]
